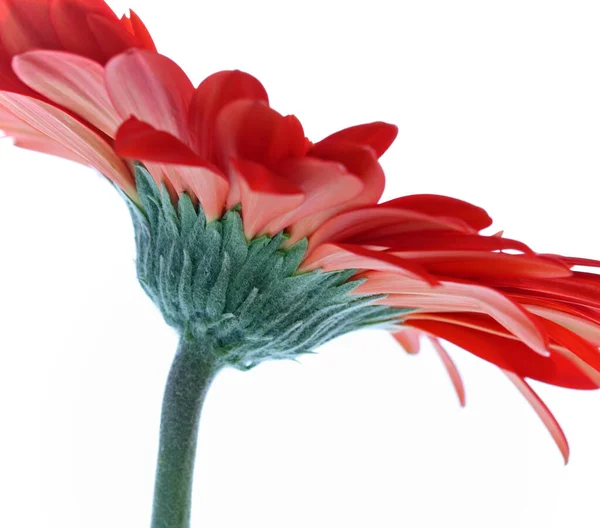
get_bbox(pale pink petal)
[13,50,121,136]
[428,336,466,407]
[300,243,437,284]
[392,328,422,354]
[503,371,569,464]
[356,271,549,356]
[105,49,194,143]
[0,91,135,196]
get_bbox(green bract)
[127,164,407,370]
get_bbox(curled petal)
[382,194,493,232]
[215,99,307,179]
[188,70,268,159]
[106,49,194,142]
[316,121,398,158]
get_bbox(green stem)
[151,336,220,528]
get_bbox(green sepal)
[127,164,410,369]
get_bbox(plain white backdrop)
[1,1,600,526]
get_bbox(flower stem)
[151,336,220,528]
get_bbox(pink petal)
[261,157,364,235]
[356,271,549,356]
[105,49,194,143]
[188,70,268,159]
[13,50,121,136]
[503,371,569,464]
[392,328,423,354]
[230,159,304,238]
[300,243,437,284]
[315,121,398,158]
[0,91,135,197]
[0,106,86,163]
[428,335,466,407]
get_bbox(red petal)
[87,13,136,59]
[215,99,307,179]
[407,318,595,389]
[428,336,466,407]
[127,9,157,51]
[315,121,398,158]
[503,371,570,464]
[389,250,572,280]
[115,117,202,164]
[13,50,120,136]
[49,0,120,63]
[188,70,268,159]
[0,0,61,54]
[361,232,534,254]
[230,158,304,239]
[105,49,194,142]
[382,194,493,231]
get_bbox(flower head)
[1,0,599,464]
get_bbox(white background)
[1,1,600,526]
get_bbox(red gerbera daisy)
[1,1,598,526]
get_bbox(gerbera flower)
[1,0,599,526]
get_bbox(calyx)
[127,164,406,370]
